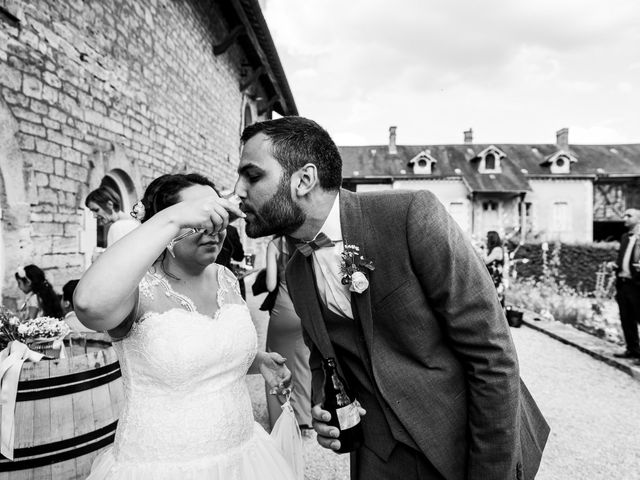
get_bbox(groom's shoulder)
[354,188,437,208]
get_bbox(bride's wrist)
[255,351,268,365]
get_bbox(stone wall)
[0,0,262,305]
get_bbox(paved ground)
[245,278,640,479]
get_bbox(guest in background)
[215,223,246,299]
[613,208,640,362]
[265,235,312,431]
[15,264,63,320]
[482,230,505,308]
[85,186,139,246]
[61,279,93,332]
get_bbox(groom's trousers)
[352,443,445,480]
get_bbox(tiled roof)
[340,143,640,192]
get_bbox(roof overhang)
[218,0,297,116]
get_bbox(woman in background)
[265,235,312,432]
[15,264,63,320]
[85,186,139,246]
[482,230,505,308]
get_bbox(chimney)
[464,128,473,144]
[556,128,569,150]
[388,126,397,155]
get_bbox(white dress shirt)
[310,194,353,319]
[620,234,637,278]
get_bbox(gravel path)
[247,283,640,479]
[511,326,640,479]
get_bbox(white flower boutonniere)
[340,244,375,294]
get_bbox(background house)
[341,127,640,244]
[0,0,296,308]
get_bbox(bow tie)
[295,232,336,257]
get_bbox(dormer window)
[407,150,437,174]
[541,151,577,174]
[475,146,505,173]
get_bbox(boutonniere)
[340,244,375,294]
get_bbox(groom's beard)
[244,179,305,238]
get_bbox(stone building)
[341,127,640,244]
[0,0,297,307]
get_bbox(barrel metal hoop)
[0,421,117,471]
[16,368,122,401]
[17,361,121,390]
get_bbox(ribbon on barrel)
[0,341,44,460]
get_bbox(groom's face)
[235,133,305,238]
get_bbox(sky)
[262,0,640,146]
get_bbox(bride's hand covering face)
[165,186,244,236]
[165,185,231,267]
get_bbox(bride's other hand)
[255,351,291,394]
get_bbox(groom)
[234,117,549,480]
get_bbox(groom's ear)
[292,163,318,198]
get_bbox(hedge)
[508,242,618,293]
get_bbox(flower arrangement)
[0,306,21,349]
[339,244,375,294]
[0,307,70,353]
[17,316,70,341]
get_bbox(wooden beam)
[258,96,278,116]
[240,66,264,91]
[228,0,288,113]
[0,6,21,28]
[213,25,245,56]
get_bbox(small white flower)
[349,271,369,294]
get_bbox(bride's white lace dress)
[87,266,296,479]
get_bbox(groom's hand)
[311,404,341,451]
[311,403,366,452]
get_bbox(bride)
[75,173,296,480]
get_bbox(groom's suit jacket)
[286,189,549,480]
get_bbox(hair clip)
[16,266,26,278]
[130,201,146,222]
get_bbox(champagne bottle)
[321,357,363,453]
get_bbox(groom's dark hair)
[241,116,342,190]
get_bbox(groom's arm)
[406,191,521,479]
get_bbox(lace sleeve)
[217,265,244,308]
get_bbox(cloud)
[264,0,640,143]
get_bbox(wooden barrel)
[0,335,124,479]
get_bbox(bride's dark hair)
[138,173,218,223]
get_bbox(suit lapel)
[339,190,374,346]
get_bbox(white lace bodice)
[111,266,259,464]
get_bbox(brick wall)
[0,0,261,304]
